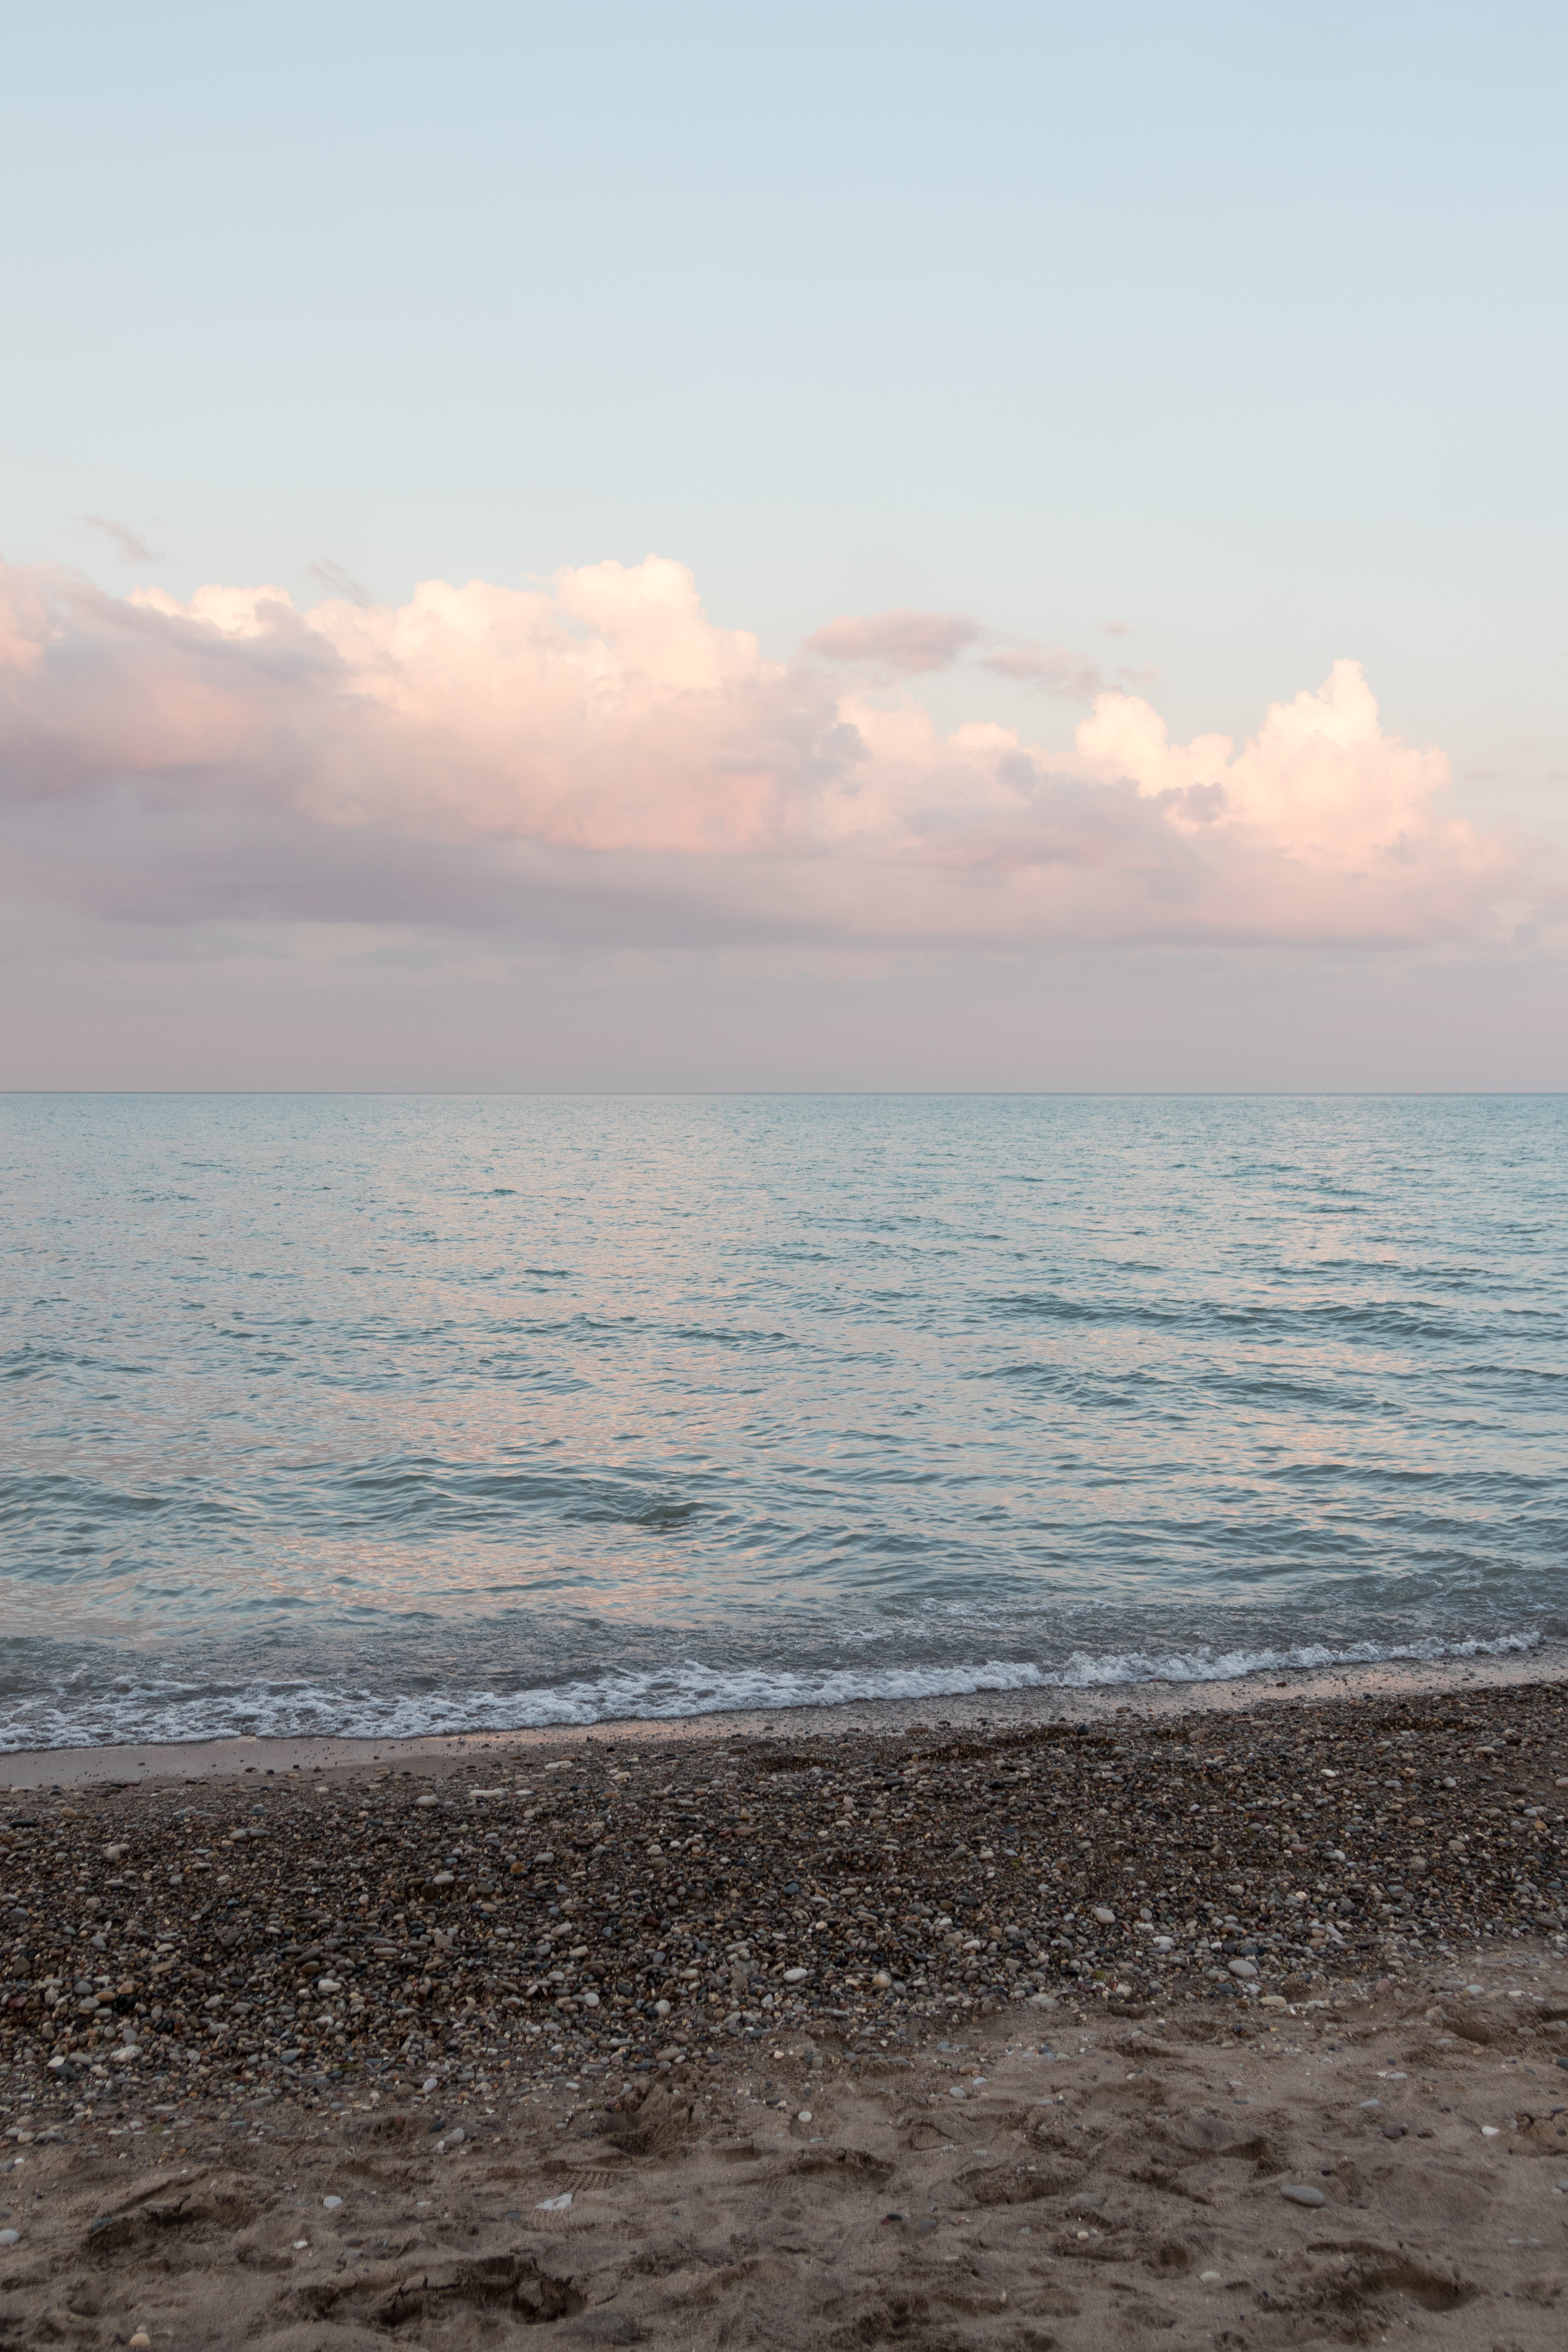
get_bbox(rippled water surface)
[2,1094,1564,1747]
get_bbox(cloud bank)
[0,554,1532,952]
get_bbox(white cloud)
[0,554,1538,952]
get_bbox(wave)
[0,1626,1543,1752]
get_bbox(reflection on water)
[2,1093,1564,1745]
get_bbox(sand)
[3,1668,1567,2346]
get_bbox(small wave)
[0,1627,1543,1751]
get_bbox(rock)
[1279,2184,1327,2208]
[537,2191,572,2212]
[0,2229,19,2246]
[797,2108,813,2122]
[4,1680,1564,2135]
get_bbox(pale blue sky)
[2,2,1565,1088]
[5,0,1564,807]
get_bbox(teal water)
[2,1094,1563,1748]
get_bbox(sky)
[2,0,1564,1090]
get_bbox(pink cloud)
[978,643,1109,701]
[0,554,1540,952]
[804,608,981,674]
[85,515,165,565]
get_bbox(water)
[2,1094,1564,1751]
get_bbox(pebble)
[1279,2184,1327,2208]
[537,2191,572,2211]
[0,1684,1562,2133]
[322,2195,342,2209]
[0,2229,19,2246]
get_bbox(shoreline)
[4,1639,1565,1791]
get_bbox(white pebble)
[783,1967,808,1983]
[537,2191,572,2211]
[322,2195,342,2210]
[1279,2183,1327,2208]
[1092,1906,1116,1924]
[0,2230,19,2246]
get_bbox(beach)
[4,1672,1566,2346]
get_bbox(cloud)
[805,608,981,674]
[979,643,1109,701]
[0,553,1542,953]
[811,612,1130,703]
[85,516,164,565]
[306,556,369,606]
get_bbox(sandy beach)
[4,1671,1567,2346]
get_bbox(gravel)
[1,1681,1564,2140]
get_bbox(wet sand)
[4,1641,1563,1794]
[3,1671,1566,2346]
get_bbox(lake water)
[2,1093,1563,1750]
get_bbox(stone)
[1227,1959,1258,1981]
[1279,2183,1327,2208]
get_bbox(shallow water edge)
[6,1637,1565,1791]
